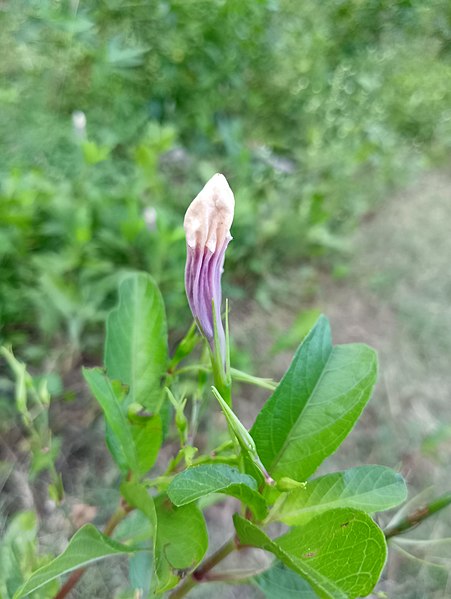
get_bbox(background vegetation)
[1,1,451,597]
[2,0,451,361]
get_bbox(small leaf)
[83,368,137,473]
[270,465,407,525]
[168,464,267,520]
[14,525,137,598]
[105,273,168,412]
[153,495,208,593]
[253,561,317,598]
[234,508,387,599]
[251,316,378,481]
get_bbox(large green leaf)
[105,273,168,412]
[153,495,208,593]
[83,367,137,473]
[234,515,344,598]
[167,464,267,520]
[253,561,317,598]
[250,316,378,481]
[14,525,138,598]
[234,508,387,599]
[276,509,387,598]
[270,465,407,525]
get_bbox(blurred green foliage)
[1,0,451,360]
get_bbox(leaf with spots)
[234,508,387,599]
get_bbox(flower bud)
[184,173,234,365]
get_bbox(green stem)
[211,350,232,407]
[384,493,451,539]
[169,537,238,599]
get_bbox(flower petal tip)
[184,173,235,253]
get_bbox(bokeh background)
[1,1,451,597]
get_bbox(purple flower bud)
[184,174,235,363]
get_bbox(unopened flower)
[184,173,235,365]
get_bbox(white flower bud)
[184,173,235,253]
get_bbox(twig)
[384,493,451,539]
[169,537,238,599]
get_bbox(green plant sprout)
[1,174,450,599]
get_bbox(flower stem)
[169,537,238,599]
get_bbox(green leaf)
[153,495,208,593]
[120,483,156,597]
[105,422,129,474]
[14,525,138,598]
[129,551,153,596]
[167,464,267,520]
[276,509,387,598]
[120,481,157,531]
[234,508,387,599]
[234,515,345,599]
[113,511,153,547]
[83,368,137,473]
[251,316,378,481]
[270,465,407,525]
[131,415,163,477]
[253,561,317,598]
[105,273,168,412]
